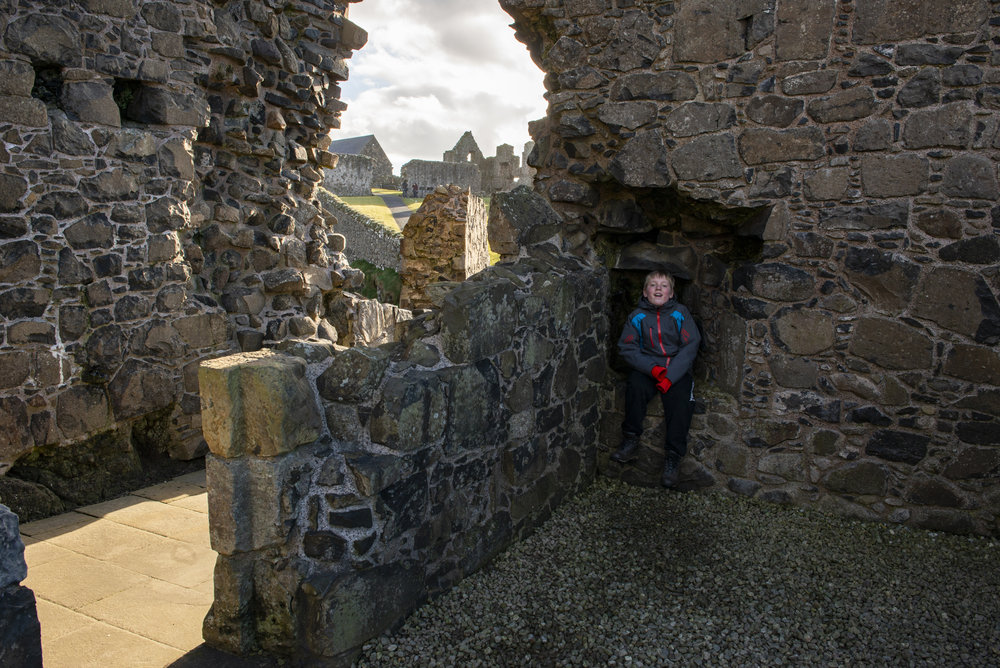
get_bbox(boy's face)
[643,276,673,307]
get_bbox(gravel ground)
[355,477,1000,667]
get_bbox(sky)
[337,0,548,174]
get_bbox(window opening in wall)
[113,78,144,124]
[31,65,64,108]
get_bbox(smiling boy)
[612,269,701,488]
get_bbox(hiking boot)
[610,435,640,463]
[661,453,681,488]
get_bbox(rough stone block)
[803,167,848,201]
[608,130,672,188]
[61,81,121,127]
[0,95,47,127]
[739,127,825,164]
[199,351,323,458]
[672,134,742,181]
[849,318,933,370]
[902,103,972,148]
[806,87,876,123]
[861,155,928,197]
[774,0,834,61]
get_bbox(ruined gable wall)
[501,0,1000,535]
[0,0,366,511]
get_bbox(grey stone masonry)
[0,505,41,667]
[0,1,368,503]
[199,189,608,663]
[502,0,1000,537]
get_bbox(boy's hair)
[643,269,675,290]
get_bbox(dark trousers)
[622,370,694,458]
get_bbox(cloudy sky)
[338,0,547,173]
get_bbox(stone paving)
[17,470,238,668]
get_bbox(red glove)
[651,366,668,381]
[656,376,672,394]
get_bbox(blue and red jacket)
[617,296,700,384]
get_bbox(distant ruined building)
[322,133,393,195]
[401,131,535,197]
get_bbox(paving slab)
[81,578,212,650]
[44,518,167,561]
[77,496,209,542]
[19,511,93,538]
[24,551,152,610]
[105,534,216,589]
[41,618,185,668]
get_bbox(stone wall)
[198,197,608,662]
[400,159,481,198]
[316,188,402,271]
[500,0,1000,536]
[322,153,374,196]
[0,506,41,667]
[0,0,369,510]
[399,185,489,310]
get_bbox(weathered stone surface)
[915,209,962,239]
[0,174,27,213]
[616,242,698,278]
[774,0,834,61]
[806,87,876,123]
[79,170,139,202]
[844,248,921,313]
[126,87,210,127]
[199,351,322,458]
[440,279,517,364]
[54,385,109,441]
[610,71,698,101]
[758,452,805,482]
[732,263,814,302]
[853,0,989,44]
[61,81,120,127]
[911,267,997,340]
[0,60,33,97]
[768,355,817,388]
[608,130,672,188]
[854,119,892,152]
[944,448,1000,480]
[772,309,833,355]
[943,345,1000,384]
[822,461,889,496]
[488,185,563,257]
[818,203,908,230]
[5,13,81,66]
[746,95,803,128]
[108,359,174,421]
[897,70,940,108]
[850,318,932,370]
[860,155,928,197]
[803,167,848,201]
[941,155,999,199]
[672,0,743,63]
[939,236,1000,265]
[0,397,31,463]
[316,346,392,403]
[0,585,42,668]
[0,241,40,283]
[781,70,838,96]
[866,429,929,465]
[664,102,736,136]
[598,101,658,131]
[0,95,47,127]
[739,127,825,164]
[902,103,972,148]
[672,134,742,181]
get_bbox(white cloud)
[337,0,547,173]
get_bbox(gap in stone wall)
[594,184,765,396]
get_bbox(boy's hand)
[656,377,672,394]
[651,365,668,380]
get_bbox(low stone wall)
[0,506,41,667]
[317,189,401,271]
[400,159,481,198]
[198,227,608,663]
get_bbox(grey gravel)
[355,477,1000,667]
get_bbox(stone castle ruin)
[322,133,393,195]
[401,131,535,197]
[0,0,370,514]
[2,0,1000,665]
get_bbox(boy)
[611,269,700,488]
